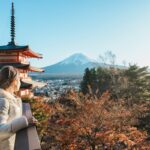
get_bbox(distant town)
[32,76,82,102]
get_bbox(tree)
[80,68,97,95]
[41,91,149,149]
[80,64,150,105]
[99,51,116,67]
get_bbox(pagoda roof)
[22,78,46,88]
[22,48,43,58]
[20,75,46,90]
[0,42,28,51]
[29,66,44,72]
[0,62,30,69]
[0,43,43,58]
[20,80,32,89]
[0,62,44,72]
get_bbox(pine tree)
[80,65,150,104]
[80,68,92,94]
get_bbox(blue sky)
[0,0,150,67]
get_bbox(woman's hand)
[28,116,39,127]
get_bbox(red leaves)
[23,91,150,149]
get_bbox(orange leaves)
[127,127,147,143]
[23,91,150,149]
[48,92,150,149]
[22,96,51,139]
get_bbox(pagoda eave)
[0,62,30,69]
[0,43,28,52]
[0,44,42,59]
[0,62,44,73]
[28,66,44,72]
[23,48,43,58]
[22,78,46,88]
[20,80,33,89]
[0,48,27,53]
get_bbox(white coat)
[0,88,29,150]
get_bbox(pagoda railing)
[14,103,41,150]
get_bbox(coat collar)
[0,88,17,100]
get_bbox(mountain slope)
[44,53,99,75]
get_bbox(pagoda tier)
[22,78,46,88]
[0,62,29,69]
[0,43,42,58]
[29,66,44,72]
[0,62,44,72]
[20,80,32,89]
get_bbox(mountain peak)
[43,53,99,75]
[59,53,94,65]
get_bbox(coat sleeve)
[0,98,29,141]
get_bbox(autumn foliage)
[22,65,150,149]
[31,90,150,150]
[22,96,51,138]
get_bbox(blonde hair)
[0,66,18,89]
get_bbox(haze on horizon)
[0,0,150,67]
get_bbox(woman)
[0,66,37,150]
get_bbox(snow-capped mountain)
[43,53,99,75]
[59,53,95,65]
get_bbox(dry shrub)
[40,91,150,150]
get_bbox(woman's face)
[13,74,21,92]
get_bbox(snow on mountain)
[59,53,95,65]
[43,53,99,75]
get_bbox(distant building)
[0,2,44,96]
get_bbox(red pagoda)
[0,2,44,96]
